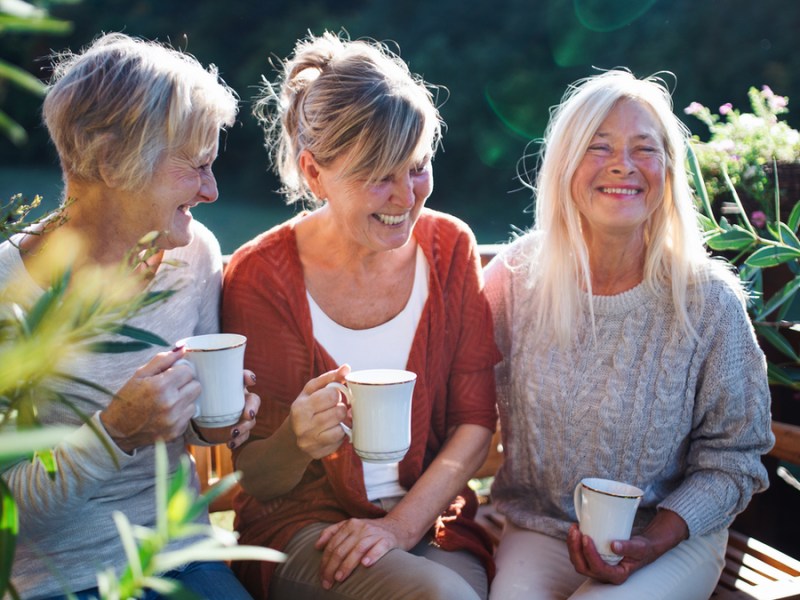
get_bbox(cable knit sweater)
[0,221,221,600]
[484,232,774,540]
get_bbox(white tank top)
[307,246,429,500]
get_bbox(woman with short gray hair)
[1,32,259,599]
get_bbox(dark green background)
[2,0,799,251]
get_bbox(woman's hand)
[195,370,260,449]
[314,515,412,590]
[289,364,350,459]
[567,509,689,584]
[100,348,200,454]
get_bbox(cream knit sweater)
[484,233,774,540]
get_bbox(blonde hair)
[254,31,442,204]
[527,69,740,345]
[43,32,238,192]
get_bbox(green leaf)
[745,245,800,268]
[776,222,800,250]
[114,324,170,347]
[0,58,45,96]
[34,449,57,479]
[696,213,717,233]
[0,479,17,600]
[0,427,73,462]
[183,471,240,524]
[85,340,152,354]
[754,324,799,361]
[704,227,756,251]
[767,362,798,388]
[788,201,800,233]
[755,275,800,320]
[0,109,27,146]
[0,14,72,35]
[686,143,717,225]
[23,269,70,334]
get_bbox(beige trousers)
[489,522,727,600]
[270,521,488,600]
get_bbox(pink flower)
[684,102,704,115]
[762,85,774,98]
[769,95,788,111]
[719,103,733,115]
[751,210,767,228]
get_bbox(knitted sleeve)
[658,283,775,535]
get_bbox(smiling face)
[307,147,434,254]
[136,142,220,250]
[571,98,667,241]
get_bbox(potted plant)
[686,85,800,224]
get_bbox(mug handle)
[325,381,353,441]
[573,482,583,523]
[175,358,201,419]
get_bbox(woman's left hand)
[567,509,689,585]
[314,515,412,590]
[195,370,260,449]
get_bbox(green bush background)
[1,0,799,253]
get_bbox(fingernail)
[228,441,236,449]
[335,571,343,582]
[322,581,331,590]
[232,429,240,438]
[171,343,184,352]
[249,410,256,419]
[250,372,257,383]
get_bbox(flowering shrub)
[685,86,800,219]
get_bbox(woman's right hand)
[289,364,350,459]
[99,348,200,454]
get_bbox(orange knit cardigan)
[222,209,500,597]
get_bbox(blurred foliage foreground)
[0,195,283,600]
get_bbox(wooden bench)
[194,245,800,599]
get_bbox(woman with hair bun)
[223,31,499,600]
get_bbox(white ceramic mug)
[176,333,247,428]
[326,369,416,464]
[573,477,643,565]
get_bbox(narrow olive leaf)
[184,471,241,523]
[34,449,57,478]
[704,227,756,251]
[788,200,800,233]
[52,372,113,405]
[85,340,152,354]
[767,362,797,388]
[114,324,170,347]
[755,275,800,320]
[0,478,18,598]
[686,143,717,226]
[0,427,73,462]
[745,245,800,268]
[166,456,191,505]
[141,290,176,308]
[754,324,799,362]
[50,392,120,469]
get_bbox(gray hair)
[43,32,238,191]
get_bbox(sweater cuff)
[657,480,731,537]
[64,411,139,476]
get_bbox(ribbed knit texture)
[484,232,774,541]
[221,209,501,598]
[0,221,222,599]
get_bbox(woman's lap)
[490,522,727,600]
[270,522,487,600]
